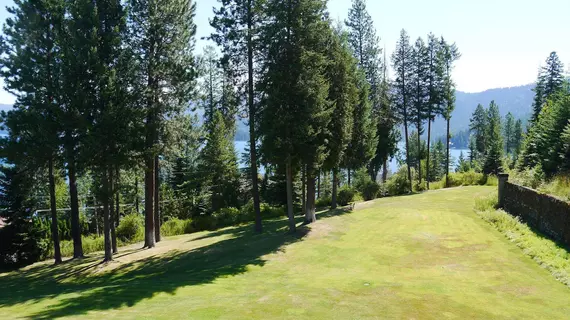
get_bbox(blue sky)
[1,0,569,104]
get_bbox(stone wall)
[499,176,570,247]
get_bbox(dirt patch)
[307,221,336,239]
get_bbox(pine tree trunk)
[417,123,422,185]
[347,168,351,186]
[285,158,296,233]
[103,169,113,262]
[317,171,320,199]
[115,166,120,227]
[68,156,83,258]
[382,160,388,183]
[109,168,118,254]
[154,155,161,242]
[247,0,262,234]
[305,167,317,224]
[135,175,139,213]
[404,118,412,192]
[94,197,100,237]
[48,158,62,264]
[445,117,451,188]
[301,166,306,214]
[331,168,338,209]
[144,151,155,248]
[426,118,432,189]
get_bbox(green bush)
[192,215,218,231]
[446,170,487,187]
[337,187,356,206]
[57,235,105,258]
[116,213,144,242]
[264,205,286,218]
[386,166,413,196]
[161,218,195,236]
[240,200,285,221]
[510,165,545,189]
[474,193,498,212]
[213,207,241,227]
[315,196,331,208]
[362,181,381,201]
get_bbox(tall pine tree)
[259,0,332,228]
[210,0,265,232]
[439,38,460,186]
[483,101,503,175]
[128,0,197,248]
[411,37,429,185]
[391,29,414,192]
[0,0,66,263]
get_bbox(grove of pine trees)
[0,0,463,269]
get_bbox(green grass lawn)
[1,186,570,319]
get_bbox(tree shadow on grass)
[0,208,352,319]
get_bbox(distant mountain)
[431,84,535,139]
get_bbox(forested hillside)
[234,85,535,141]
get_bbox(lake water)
[234,140,468,174]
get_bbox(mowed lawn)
[1,186,570,319]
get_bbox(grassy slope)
[1,186,569,319]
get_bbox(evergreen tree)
[513,119,523,160]
[370,51,398,183]
[468,135,477,167]
[0,0,65,263]
[560,121,570,172]
[469,104,488,159]
[391,29,414,192]
[456,151,470,172]
[532,52,565,122]
[259,0,332,229]
[531,70,545,123]
[439,38,460,186]
[425,33,444,189]
[483,101,503,175]
[198,111,240,212]
[128,0,197,248]
[323,27,356,209]
[0,163,50,268]
[503,112,515,154]
[411,37,429,185]
[345,0,382,104]
[429,139,446,181]
[519,91,570,174]
[345,0,388,183]
[210,0,265,233]
[344,69,377,187]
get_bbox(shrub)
[362,181,381,201]
[315,196,331,208]
[58,235,105,258]
[116,213,144,242]
[446,171,486,187]
[240,200,285,221]
[510,165,544,189]
[474,193,498,211]
[539,175,570,201]
[213,207,241,227]
[192,215,218,231]
[263,205,286,218]
[161,218,194,236]
[337,187,356,206]
[386,166,413,196]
